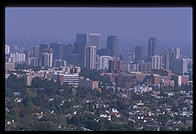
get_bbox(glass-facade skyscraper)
[147,37,157,61]
[107,35,118,58]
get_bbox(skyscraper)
[88,33,101,50]
[162,48,181,71]
[147,37,157,61]
[174,48,181,59]
[39,44,48,66]
[74,33,88,66]
[162,50,170,70]
[63,44,73,60]
[151,55,162,69]
[49,43,60,60]
[41,48,53,67]
[33,45,40,58]
[42,53,50,67]
[172,58,188,75]
[107,35,118,58]
[84,46,96,70]
[39,44,48,54]
[135,45,143,62]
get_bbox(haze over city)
[5,7,193,131]
[6,7,192,44]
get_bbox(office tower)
[107,35,118,58]
[187,58,192,72]
[49,43,60,60]
[76,33,88,44]
[42,53,50,67]
[162,48,180,71]
[174,48,181,59]
[41,48,53,67]
[74,33,88,66]
[96,55,114,70]
[5,44,10,55]
[88,33,101,50]
[162,50,170,70]
[59,44,65,60]
[151,55,162,69]
[84,46,96,70]
[173,58,188,75]
[33,45,40,58]
[108,59,124,73]
[48,49,53,67]
[66,54,80,65]
[39,44,48,54]
[147,37,157,61]
[135,45,143,62]
[38,44,48,66]
[63,44,73,60]
[10,52,26,63]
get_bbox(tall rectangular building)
[41,48,53,67]
[42,53,49,67]
[162,48,181,71]
[147,37,157,61]
[151,55,162,69]
[174,48,181,59]
[172,58,188,75]
[75,33,88,66]
[39,44,48,54]
[162,50,170,70]
[33,45,40,58]
[88,33,101,50]
[49,43,60,60]
[84,46,96,70]
[135,45,143,62]
[107,35,118,58]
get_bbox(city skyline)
[5,7,193,131]
[6,7,192,44]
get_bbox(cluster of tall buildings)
[5,35,192,79]
[124,37,190,76]
[74,33,118,69]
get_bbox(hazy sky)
[6,7,192,43]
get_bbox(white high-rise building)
[42,53,50,67]
[10,52,26,63]
[41,48,53,67]
[97,55,114,70]
[48,52,53,67]
[151,55,162,69]
[88,33,101,50]
[174,48,181,59]
[5,44,10,54]
[84,46,96,70]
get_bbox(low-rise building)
[79,78,98,90]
